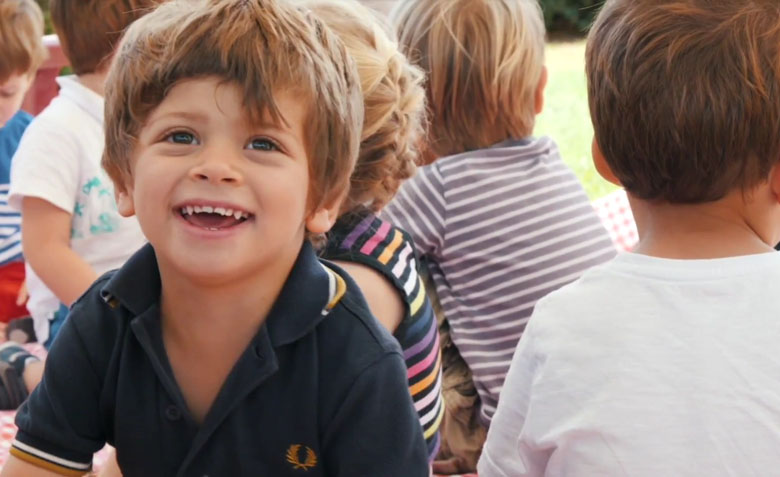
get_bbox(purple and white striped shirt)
[382,136,617,425]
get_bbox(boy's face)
[116,77,336,285]
[0,73,32,127]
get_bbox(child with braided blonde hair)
[305,0,444,461]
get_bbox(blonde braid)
[302,0,427,213]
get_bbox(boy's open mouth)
[178,205,253,230]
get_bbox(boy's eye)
[247,138,279,151]
[166,131,198,145]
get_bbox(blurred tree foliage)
[539,0,601,35]
[34,0,53,34]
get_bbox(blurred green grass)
[536,40,617,200]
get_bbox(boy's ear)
[769,162,780,205]
[114,182,136,217]
[534,66,548,115]
[306,195,342,235]
[592,137,622,186]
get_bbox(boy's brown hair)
[0,0,47,82]
[304,0,426,213]
[587,0,780,203]
[393,0,545,158]
[103,0,363,212]
[50,0,160,75]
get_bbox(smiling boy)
[1,0,429,475]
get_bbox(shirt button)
[165,405,181,421]
[254,346,264,361]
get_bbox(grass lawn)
[536,40,617,200]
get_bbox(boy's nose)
[189,153,243,185]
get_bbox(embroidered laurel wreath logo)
[286,444,318,470]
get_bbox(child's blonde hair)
[393,0,545,158]
[0,0,47,82]
[103,0,364,213]
[304,0,426,213]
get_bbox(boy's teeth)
[180,204,248,219]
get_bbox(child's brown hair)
[0,0,47,82]
[304,0,426,213]
[103,0,363,213]
[50,0,161,75]
[393,0,545,158]
[587,0,780,203]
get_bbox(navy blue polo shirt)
[12,242,429,476]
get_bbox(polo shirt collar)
[55,75,104,124]
[264,242,346,346]
[100,242,346,346]
[100,244,160,316]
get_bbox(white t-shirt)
[9,76,146,342]
[479,251,780,477]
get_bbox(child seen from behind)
[480,1,780,475]
[383,0,617,471]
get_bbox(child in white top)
[8,0,155,346]
[479,1,780,475]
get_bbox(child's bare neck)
[158,263,291,350]
[630,194,776,259]
[156,257,296,423]
[76,70,108,97]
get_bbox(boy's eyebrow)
[147,110,209,125]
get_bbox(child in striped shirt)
[383,0,617,472]
[305,0,445,461]
[0,0,47,323]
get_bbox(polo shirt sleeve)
[12,290,108,476]
[322,352,430,477]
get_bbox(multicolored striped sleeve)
[325,215,444,460]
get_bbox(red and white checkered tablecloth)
[592,189,638,252]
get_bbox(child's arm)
[1,455,84,477]
[331,261,404,333]
[323,353,430,476]
[21,197,97,306]
[381,164,446,259]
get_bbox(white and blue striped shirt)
[0,183,22,266]
[0,111,31,267]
